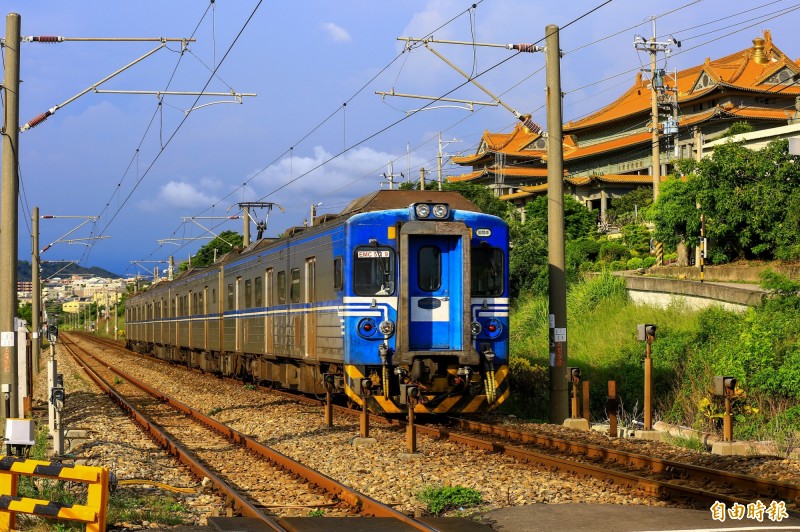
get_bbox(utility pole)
[419,167,427,191]
[437,133,461,191]
[114,291,119,341]
[381,161,402,190]
[545,24,569,424]
[32,207,41,375]
[634,19,679,201]
[242,206,250,246]
[1,13,21,418]
[648,37,660,201]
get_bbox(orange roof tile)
[448,165,554,183]
[448,170,486,183]
[592,174,652,184]
[565,31,800,132]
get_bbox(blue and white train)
[126,189,509,414]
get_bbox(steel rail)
[60,336,287,531]
[63,333,439,532]
[449,417,800,508]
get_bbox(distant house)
[450,31,800,222]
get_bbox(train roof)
[338,190,481,217]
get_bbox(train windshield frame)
[471,246,504,297]
[353,246,396,296]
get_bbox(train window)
[471,246,504,297]
[171,298,176,317]
[290,268,301,303]
[277,271,286,304]
[417,246,441,292]
[255,277,263,307]
[192,292,198,314]
[245,279,253,308]
[333,257,343,291]
[353,246,395,296]
[211,288,216,305]
[198,290,204,313]
[227,283,234,310]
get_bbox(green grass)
[663,433,708,452]
[107,491,189,526]
[416,485,483,516]
[507,272,800,443]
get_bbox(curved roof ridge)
[565,72,648,129]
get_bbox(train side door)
[407,235,463,350]
[304,258,316,358]
[202,286,208,350]
[235,276,242,351]
[265,268,274,354]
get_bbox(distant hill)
[18,260,121,282]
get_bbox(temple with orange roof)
[450,31,800,220]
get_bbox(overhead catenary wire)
[32,0,793,274]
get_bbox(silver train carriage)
[126,189,509,414]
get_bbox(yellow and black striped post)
[0,457,109,531]
[655,241,664,266]
[699,213,706,283]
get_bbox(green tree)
[179,230,243,271]
[606,187,653,225]
[649,172,702,249]
[17,303,32,324]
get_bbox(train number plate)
[357,250,390,258]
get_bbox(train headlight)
[470,321,482,336]
[378,319,395,337]
[357,318,379,338]
[414,203,431,219]
[432,204,449,219]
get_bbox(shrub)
[609,260,627,271]
[599,241,629,262]
[642,256,656,269]
[626,257,644,270]
[417,485,483,515]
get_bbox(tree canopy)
[178,230,244,271]
[651,138,800,263]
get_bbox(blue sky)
[4,0,798,277]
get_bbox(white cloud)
[141,180,220,212]
[322,22,351,43]
[248,145,426,230]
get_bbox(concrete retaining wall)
[622,275,765,311]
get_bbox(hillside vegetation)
[506,271,800,451]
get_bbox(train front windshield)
[471,246,504,296]
[353,246,396,296]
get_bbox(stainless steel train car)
[126,189,509,414]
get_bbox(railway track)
[446,417,800,513]
[76,332,799,519]
[61,333,439,531]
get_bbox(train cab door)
[406,234,464,351]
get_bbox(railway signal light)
[637,324,656,341]
[566,367,581,383]
[713,376,737,397]
[47,324,58,343]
